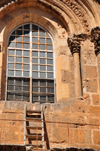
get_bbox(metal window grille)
[6,23,55,103]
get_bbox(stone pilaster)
[68,35,82,98]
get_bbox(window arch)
[6,23,55,103]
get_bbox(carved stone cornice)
[91,27,100,55]
[67,35,81,54]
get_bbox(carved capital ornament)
[91,27,100,55]
[67,35,81,54]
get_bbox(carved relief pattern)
[91,27,100,55]
[59,0,90,32]
[67,35,81,54]
[0,0,90,33]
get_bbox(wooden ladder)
[24,105,44,150]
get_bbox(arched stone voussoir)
[1,13,60,52]
[0,0,98,35]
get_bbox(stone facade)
[0,0,100,150]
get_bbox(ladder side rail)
[24,104,26,145]
[41,106,44,149]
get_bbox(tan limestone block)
[86,79,98,93]
[5,18,17,33]
[93,130,100,145]
[87,106,100,117]
[22,13,31,23]
[97,53,100,64]
[0,52,2,66]
[98,64,100,78]
[62,70,74,83]
[58,83,69,100]
[84,130,92,145]
[56,56,70,101]
[69,129,85,145]
[86,116,100,125]
[50,125,68,144]
[61,55,69,70]
[71,101,87,113]
[86,66,97,79]
[83,93,91,105]
[27,1,37,7]
[92,94,100,105]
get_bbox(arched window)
[6,23,55,103]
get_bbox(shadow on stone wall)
[93,0,100,4]
[0,146,95,151]
[0,145,25,151]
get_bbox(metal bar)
[0,118,100,126]
[30,23,32,103]
[5,47,9,101]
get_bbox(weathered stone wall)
[0,0,100,151]
[0,101,100,150]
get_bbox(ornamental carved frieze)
[91,27,100,55]
[0,0,90,33]
[59,0,90,32]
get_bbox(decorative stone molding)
[91,27,100,55]
[0,0,94,33]
[67,35,81,54]
[68,34,90,54]
[59,0,90,32]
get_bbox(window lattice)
[6,23,54,103]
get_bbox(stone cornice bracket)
[67,35,81,54]
[91,27,100,56]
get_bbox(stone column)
[68,35,82,98]
[91,27,100,93]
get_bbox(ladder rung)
[26,126,42,130]
[26,110,41,113]
[26,117,42,121]
[26,144,43,148]
[26,134,42,139]
[24,107,44,149]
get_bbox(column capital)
[67,35,81,54]
[91,27,100,55]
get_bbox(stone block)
[84,130,92,145]
[50,125,68,144]
[62,70,74,83]
[86,79,98,93]
[88,106,100,116]
[98,64,100,76]
[86,116,100,125]
[69,129,85,145]
[86,66,97,79]
[71,101,87,113]
[93,130,100,145]
[92,94,100,105]
[83,93,91,105]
